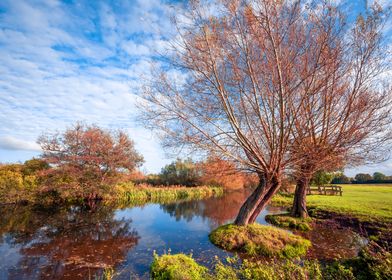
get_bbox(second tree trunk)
[291,177,310,218]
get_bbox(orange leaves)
[37,123,144,200]
[198,156,257,189]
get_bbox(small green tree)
[331,173,351,184]
[22,158,49,176]
[159,159,200,186]
[373,172,386,181]
[311,171,334,186]
[354,173,373,183]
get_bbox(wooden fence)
[307,185,343,196]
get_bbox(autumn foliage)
[198,156,258,190]
[37,123,144,201]
[0,159,49,203]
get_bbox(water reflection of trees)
[161,190,251,227]
[0,204,139,280]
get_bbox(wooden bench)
[307,185,342,196]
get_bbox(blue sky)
[0,0,391,176]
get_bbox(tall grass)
[91,267,114,280]
[109,182,223,207]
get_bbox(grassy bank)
[272,184,392,223]
[150,253,208,280]
[109,182,223,206]
[265,214,312,231]
[150,253,336,280]
[209,223,311,259]
[150,250,392,280]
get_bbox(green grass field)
[272,184,392,223]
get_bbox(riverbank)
[0,180,223,207]
[271,184,392,249]
[272,184,392,223]
[149,244,392,280]
[109,183,223,206]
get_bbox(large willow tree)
[140,0,391,225]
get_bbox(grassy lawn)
[272,184,392,223]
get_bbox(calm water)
[0,190,364,279]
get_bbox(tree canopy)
[38,123,144,200]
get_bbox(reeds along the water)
[110,182,223,207]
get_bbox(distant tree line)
[308,171,392,185]
[331,172,392,184]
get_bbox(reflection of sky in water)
[112,200,287,279]
[114,203,233,279]
[0,240,22,279]
[0,191,365,280]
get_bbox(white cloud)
[122,41,151,56]
[345,159,392,177]
[0,0,180,172]
[0,136,41,151]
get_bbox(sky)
[0,0,391,176]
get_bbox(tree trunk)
[248,176,281,224]
[234,174,281,225]
[291,177,309,218]
[234,174,267,225]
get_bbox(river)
[0,189,364,279]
